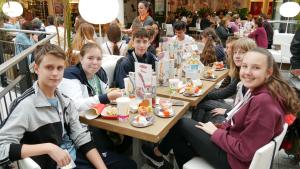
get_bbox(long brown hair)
[249,48,300,114]
[107,23,121,55]
[72,23,95,51]
[200,28,221,65]
[229,37,256,79]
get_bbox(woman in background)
[102,23,127,56]
[200,27,225,65]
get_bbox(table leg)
[132,138,144,168]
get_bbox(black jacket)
[115,49,157,88]
[290,28,300,69]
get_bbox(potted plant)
[197,7,212,18]
[175,7,192,17]
[235,8,248,20]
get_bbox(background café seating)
[183,123,288,169]
[269,30,294,68]
[101,54,124,87]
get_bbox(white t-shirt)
[101,41,128,56]
[171,34,195,46]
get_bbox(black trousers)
[158,118,231,169]
[192,99,232,123]
[74,150,137,169]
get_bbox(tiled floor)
[141,150,300,169]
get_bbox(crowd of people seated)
[1,3,300,169]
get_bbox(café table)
[157,69,229,107]
[79,98,190,168]
[200,68,229,83]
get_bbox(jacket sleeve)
[206,78,239,100]
[211,94,282,162]
[116,59,131,89]
[59,78,100,112]
[67,100,95,155]
[290,28,300,56]
[248,29,257,39]
[0,101,29,164]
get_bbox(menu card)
[156,59,175,86]
[135,62,153,98]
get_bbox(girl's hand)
[107,90,122,101]
[195,122,218,135]
[210,108,226,117]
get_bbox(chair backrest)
[249,123,288,169]
[249,141,276,169]
[101,54,124,87]
[273,123,288,153]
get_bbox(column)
[47,0,54,16]
[117,0,125,25]
[262,0,270,14]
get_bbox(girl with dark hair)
[142,48,300,169]
[248,17,268,48]
[200,27,225,65]
[102,23,128,56]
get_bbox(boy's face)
[175,29,186,41]
[34,54,65,91]
[133,37,149,56]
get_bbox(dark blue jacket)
[63,63,110,104]
[115,49,157,88]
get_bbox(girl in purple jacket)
[142,48,300,169]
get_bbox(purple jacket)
[248,27,268,48]
[211,86,284,169]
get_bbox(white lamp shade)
[279,2,300,17]
[79,0,119,24]
[2,1,23,17]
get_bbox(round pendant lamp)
[279,2,300,18]
[79,0,119,24]
[2,1,23,17]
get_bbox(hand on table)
[210,108,226,117]
[195,122,218,135]
[107,89,123,101]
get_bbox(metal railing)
[0,28,56,128]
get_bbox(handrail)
[269,20,298,24]
[0,33,56,75]
[0,28,53,35]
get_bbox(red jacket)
[248,27,268,48]
[211,86,284,169]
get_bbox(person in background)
[142,48,300,169]
[228,14,240,33]
[260,13,274,49]
[151,22,161,49]
[215,17,233,47]
[219,36,239,88]
[200,13,212,30]
[101,23,127,56]
[170,21,195,48]
[0,44,108,169]
[290,27,300,69]
[59,43,137,169]
[248,17,268,48]
[52,16,66,50]
[115,28,157,89]
[193,38,257,123]
[243,14,254,32]
[122,0,154,34]
[15,21,38,63]
[3,16,20,29]
[200,27,225,65]
[45,15,56,34]
[31,17,46,41]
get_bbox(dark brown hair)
[200,28,221,65]
[133,27,150,40]
[35,43,66,65]
[107,23,121,55]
